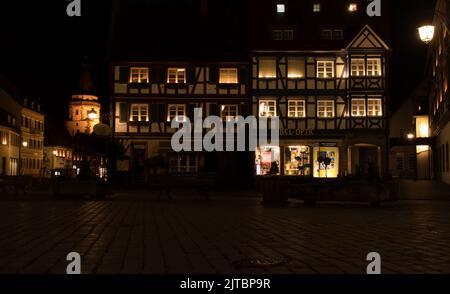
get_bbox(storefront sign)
[280,129,315,136]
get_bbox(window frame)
[367,98,383,117]
[168,104,186,122]
[167,68,186,84]
[316,61,335,79]
[287,100,306,118]
[351,98,366,117]
[130,104,149,122]
[259,100,277,117]
[219,68,238,84]
[317,100,335,118]
[351,59,366,77]
[367,58,382,77]
[130,67,149,83]
[221,104,239,121]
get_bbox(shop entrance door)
[132,144,146,177]
[358,147,378,177]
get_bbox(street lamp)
[87,108,98,120]
[418,25,435,44]
[407,133,415,140]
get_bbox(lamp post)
[418,10,449,44]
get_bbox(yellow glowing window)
[367,99,383,117]
[317,61,334,78]
[219,68,238,84]
[351,99,366,117]
[259,100,277,117]
[367,59,382,76]
[130,67,149,83]
[287,58,305,78]
[258,58,277,78]
[351,59,365,76]
[167,68,186,84]
[168,104,186,122]
[288,100,306,118]
[221,105,239,121]
[317,100,335,118]
[130,104,149,122]
[313,3,321,13]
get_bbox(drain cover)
[233,256,288,269]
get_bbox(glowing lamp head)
[22,141,28,147]
[418,25,435,44]
[87,108,98,120]
[407,133,415,140]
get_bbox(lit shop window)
[313,144,339,178]
[167,68,186,84]
[130,67,149,83]
[258,58,277,78]
[167,104,186,122]
[351,59,365,76]
[367,59,382,76]
[284,146,311,176]
[351,99,366,117]
[317,100,335,118]
[130,104,149,122]
[288,100,306,118]
[255,146,281,175]
[367,99,383,117]
[221,105,239,122]
[219,68,238,84]
[259,100,277,117]
[287,57,305,78]
[317,61,334,78]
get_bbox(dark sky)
[0,0,437,121]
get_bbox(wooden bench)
[149,173,217,200]
[0,176,33,196]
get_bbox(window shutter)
[150,104,159,123]
[240,103,249,117]
[150,68,159,83]
[119,103,129,123]
[209,67,219,83]
[119,67,130,83]
[159,68,167,84]
[187,68,197,84]
[239,68,248,84]
[158,103,167,122]
[209,103,220,116]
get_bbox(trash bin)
[255,176,289,204]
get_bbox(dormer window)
[313,3,321,13]
[130,67,149,83]
[276,4,285,14]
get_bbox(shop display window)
[284,146,311,176]
[255,146,280,175]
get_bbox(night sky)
[0,0,437,122]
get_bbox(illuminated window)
[313,3,321,12]
[259,100,277,117]
[219,68,238,84]
[258,58,277,78]
[130,104,149,122]
[317,100,335,118]
[167,68,186,83]
[351,99,366,117]
[168,104,186,122]
[221,105,239,121]
[367,98,383,117]
[367,59,382,76]
[317,61,334,78]
[130,67,149,83]
[276,4,285,13]
[0,129,8,145]
[348,3,358,12]
[255,146,281,176]
[351,59,365,76]
[288,100,306,118]
[287,57,305,78]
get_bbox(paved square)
[0,191,449,274]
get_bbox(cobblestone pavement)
[0,191,449,274]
